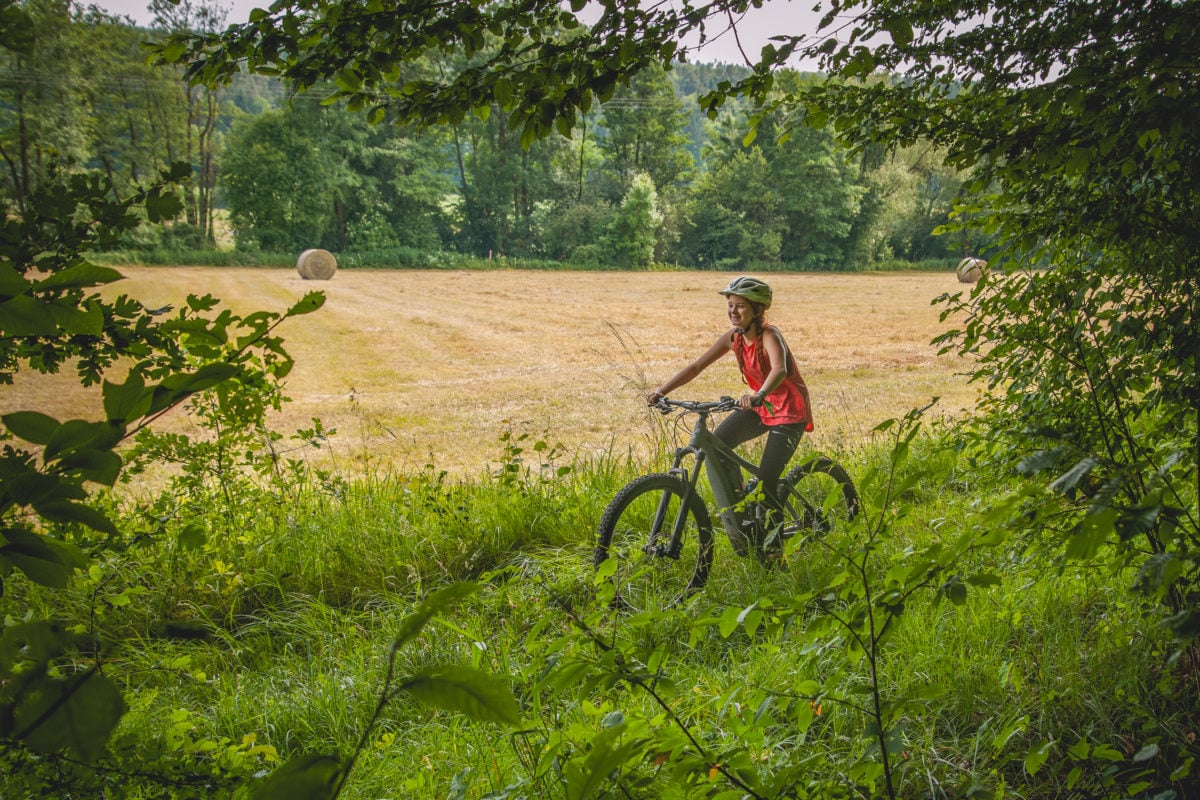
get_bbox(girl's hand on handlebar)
[647,390,665,406]
[738,393,763,410]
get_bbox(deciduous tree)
[220,104,342,251]
[605,171,661,267]
[679,147,781,267]
[0,0,88,210]
[150,0,229,243]
[790,0,1200,631]
[596,64,693,202]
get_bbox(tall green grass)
[7,425,1194,799]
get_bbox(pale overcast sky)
[89,0,827,69]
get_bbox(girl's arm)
[647,330,735,404]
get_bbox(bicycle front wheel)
[776,457,860,543]
[594,473,714,612]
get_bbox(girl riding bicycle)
[646,276,813,554]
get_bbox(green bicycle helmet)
[719,276,773,308]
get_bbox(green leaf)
[1065,509,1116,561]
[1,528,81,588]
[158,38,187,62]
[0,294,60,336]
[1066,738,1091,760]
[882,17,913,48]
[719,605,742,637]
[144,186,184,223]
[45,419,120,461]
[47,300,104,336]
[1132,743,1160,762]
[1050,456,1097,494]
[1162,609,1200,641]
[1115,504,1161,542]
[1024,740,1053,775]
[965,572,1002,588]
[178,524,207,551]
[1064,148,1089,177]
[1017,448,1067,476]
[33,500,118,536]
[602,710,624,728]
[3,411,60,445]
[34,265,123,292]
[251,753,343,800]
[163,317,224,346]
[0,621,70,670]
[0,457,68,506]
[0,264,31,299]
[845,47,876,78]
[14,670,126,761]
[394,582,479,651]
[593,557,617,583]
[494,78,513,108]
[991,715,1029,752]
[1169,755,1194,781]
[403,664,520,725]
[103,373,152,424]
[285,291,326,318]
[939,575,967,606]
[160,363,240,394]
[51,449,123,486]
[565,724,644,800]
[1132,552,1182,600]
[0,4,36,55]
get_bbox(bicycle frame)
[595,398,859,610]
[657,404,760,555]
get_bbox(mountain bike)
[594,397,859,611]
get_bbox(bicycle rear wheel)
[775,457,860,545]
[594,473,714,612]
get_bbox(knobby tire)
[776,456,860,542]
[594,473,714,612]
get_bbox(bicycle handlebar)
[653,396,739,415]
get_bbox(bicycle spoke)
[777,457,860,547]
[594,474,713,612]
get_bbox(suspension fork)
[645,444,705,558]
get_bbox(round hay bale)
[955,256,986,284]
[297,248,337,280]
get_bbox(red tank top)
[733,327,814,431]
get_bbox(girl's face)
[727,296,758,330]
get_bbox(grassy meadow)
[3,267,982,476]
[7,269,1195,799]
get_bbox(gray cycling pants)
[713,409,804,512]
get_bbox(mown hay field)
[5,268,983,476]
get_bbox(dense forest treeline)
[0,0,981,269]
